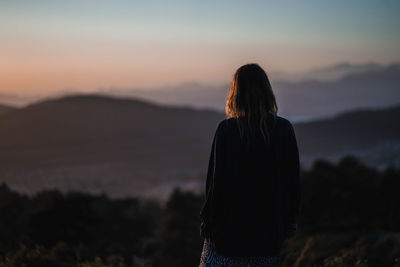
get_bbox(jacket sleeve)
[199,121,226,238]
[285,121,302,225]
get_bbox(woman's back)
[199,114,301,257]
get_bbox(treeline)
[0,155,399,266]
[284,156,400,267]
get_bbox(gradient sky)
[1,0,399,94]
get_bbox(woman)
[199,63,302,267]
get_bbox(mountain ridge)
[0,94,398,199]
[1,61,399,123]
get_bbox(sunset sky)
[1,0,399,94]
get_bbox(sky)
[1,0,400,94]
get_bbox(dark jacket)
[199,114,302,257]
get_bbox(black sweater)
[199,114,302,257]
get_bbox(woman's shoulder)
[275,115,294,129]
[215,115,294,134]
[216,117,237,131]
[212,118,237,137]
[221,115,293,126]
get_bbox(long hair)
[225,63,278,148]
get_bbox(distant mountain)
[0,94,398,200]
[98,82,228,114]
[99,63,400,122]
[271,62,385,82]
[294,104,400,169]
[0,93,44,107]
[274,63,400,121]
[0,94,225,199]
[0,104,17,116]
[1,62,398,123]
[294,62,385,81]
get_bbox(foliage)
[0,155,399,266]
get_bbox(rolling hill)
[0,94,398,199]
[0,94,225,199]
[294,104,400,169]
[0,104,17,116]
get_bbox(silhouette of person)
[199,63,302,267]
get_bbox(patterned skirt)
[199,239,280,267]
